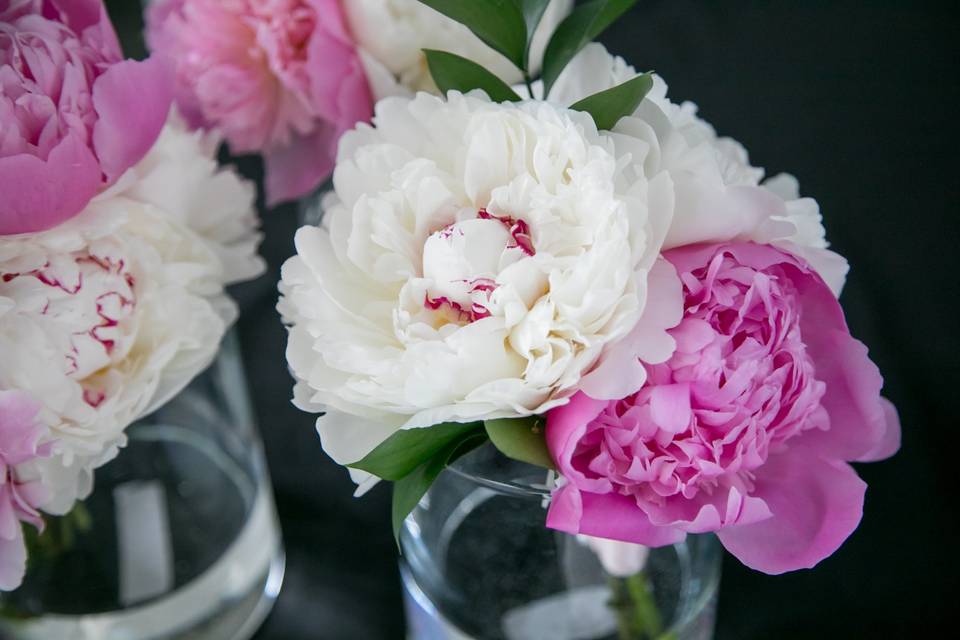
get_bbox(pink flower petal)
[716,448,866,574]
[92,56,174,181]
[548,488,687,547]
[649,383,691,433]
[263,125,337,206]
[0,133,101,234]
[0,390,43,465]
[0,517,27,591]
[545,392,608,469]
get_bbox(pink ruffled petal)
[0,132,101,234]
[716,449,866,574]
[645,485,772,533]
[649,383,691,433]
[91,56,173,181]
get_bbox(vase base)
[0,484,284,640]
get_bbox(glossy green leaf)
[418,0,527,69]
[541,0,638,97]
[424,49,523,102]
[571,72,653,130]
[349,420,483,481]
[392,432,488,545]
[513,0,551,69]
[485,416,556,469]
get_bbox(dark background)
[107,1,957,637]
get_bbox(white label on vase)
[502,585,617,640]
[115,481,174,605]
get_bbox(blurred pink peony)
[146,0,373,205]
[546,243,900,574]
[0,390,47,591]
[0,0,173,235]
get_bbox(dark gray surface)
[104,1,956,637]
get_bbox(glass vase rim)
[446,444,554,500]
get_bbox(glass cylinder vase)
[0,330,285,640]
[401,444,721,640]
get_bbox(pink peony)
[0,0,173,235]
[546,242,900,574]
[0,390,48,591]
[146,0,374,205]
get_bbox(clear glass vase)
[0,331,285,640]
[401,444,721,640]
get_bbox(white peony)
[344,0,573,99]
[280,91,684,488]
[0,114,264,513]
[550,44,849,294]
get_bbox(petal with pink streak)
[716,448,866,574]
[0,133,101,234]
[91,56,174,181]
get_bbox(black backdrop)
[105,1,957,637]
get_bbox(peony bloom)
[550,44,850,295]
[0,0,172,235]
[279,92,680,489]
[545,242,900,574]
[0,390,47,591]
[146,0,374,205]
[0,114,264,514]
[343,0,573,98]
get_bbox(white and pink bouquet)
[279,0,900,581]
[0,0,264,590]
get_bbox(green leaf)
[424,50,523,102]
[541,0,639,97]
[418,0,527,69]
[485,416,556,469]
[392,432,489,545]
[570,72,654,130]
[513,0,551,69]
[350,420,483,481]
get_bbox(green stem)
[608,572,670,640]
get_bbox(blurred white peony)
[344,0,573,98]
[550,44,849,294]
[279,91,681,489]
[0,114,264,513]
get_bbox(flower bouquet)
[0,2,280,637]
[279,1,901,638]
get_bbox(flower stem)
[608,571,671,640]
